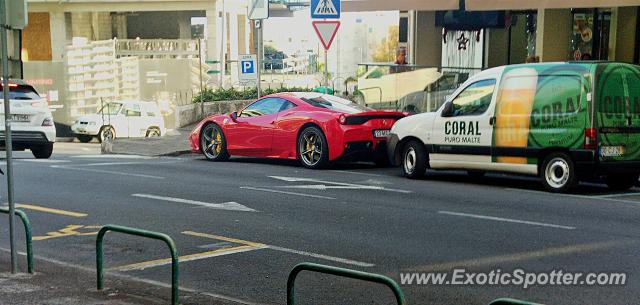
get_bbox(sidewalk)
[111,124,197,157]
[0,250,235,305]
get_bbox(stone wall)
[175,100,252,128]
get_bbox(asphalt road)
[0,143,639,305]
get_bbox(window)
[449,79,496,117]
[240,98,287,117]
[0,84,41,100]
[99,103,123,115]
[124,104,142,117]
[300,94,370,114]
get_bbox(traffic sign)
[312,21,340,50]
[311,0,340,19]
[238,54,258,85]
[248,0,269,20]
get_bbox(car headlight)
[42,117,54,127]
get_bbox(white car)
[71,100,166,143]
[0,80,56,159]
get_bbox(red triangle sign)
[312,21,340,50]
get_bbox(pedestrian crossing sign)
[311,0,340,19]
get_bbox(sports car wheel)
[200,123,229,161]
[297,126,329,169]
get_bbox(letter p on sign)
[242,60,255,74]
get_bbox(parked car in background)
[71,100,165,143]
[397,72,469,114]
[388,62,640,193]
[0,80,56,159]
[190,92,406,169]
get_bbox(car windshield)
[98,102,123,115]
[300,95,370,114]
[0,84,41,100]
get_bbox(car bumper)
[71,123,100,136]
[386,133,400,166]
[0,129,55,148]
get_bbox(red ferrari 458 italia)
[189,92,406,169]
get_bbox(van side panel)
[595,63,640,162]
[492,64,591,165]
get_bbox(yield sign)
[312,21,340,50]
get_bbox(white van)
[71,100,166,143]
[387,62,640,193]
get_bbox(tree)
[372,26,399,63]
[264,44,278,56]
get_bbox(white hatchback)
[0,80,56,159]
[71,100,166,143]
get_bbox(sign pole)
[0,0,18,274]
[324,49,328,94]
[256,21,262,98]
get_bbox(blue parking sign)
[241,60,255,74]
[311,0,340,19]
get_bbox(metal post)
[198,38,204,114]
[324,49,328,94]
[0,0,17,274]
[256,20,262,98]
[219,0,226,89]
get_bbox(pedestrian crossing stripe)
[314,0,338,17]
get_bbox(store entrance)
[571,8,611,60]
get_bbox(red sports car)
[189,92,406,169]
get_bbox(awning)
[342,0,459,12]
[465,0,640,11]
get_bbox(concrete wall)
[613,7,638,63]
[175,100,251,127]
[413,11,442,67]
[536,9,573,62]
[484,28,509,68]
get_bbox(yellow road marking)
[15,204,87,217]
[33,224,100,241]
[182,230,267,248]
[113,245,260,271]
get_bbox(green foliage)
[193,86,313,103]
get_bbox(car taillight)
[42,117,54,126]
[338,114,346,124]
[584,128,597,150]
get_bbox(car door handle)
[489,117,496,125]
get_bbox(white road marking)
[505,188,640,205]
[50,165,165,179]
[591,192,640,198]
[269,176,412,193]
[240,186,336,200]
[19,159,71,163]
[72,154,153,159]
[438,211,576,230]
[330,170,386,177]
[0,247,261,305]
[265,245,375,267]
[132,193,256,212]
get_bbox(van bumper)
[573,151,640,176]
[387,133,400,166]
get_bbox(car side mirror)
[230,111,238,121]
[441,101,454,117]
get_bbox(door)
[225,98,288,156]
[123,103,146,138]
[430,78,497,170]
[597,63,640,162]
[270,99,298,158]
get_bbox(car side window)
[124,104,142,117]
[240,98,287,117]
[280,100,296,111]
[449,79,496,117]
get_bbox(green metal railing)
[0,207,33,273]
[488,298,544,305]
[287,262,406,305]
[96,225,179,305]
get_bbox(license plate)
[601,146,625,157]
[9,114,30,122]
[373,129,390,138]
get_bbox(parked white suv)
[71,100,166,143]
[0,80,56,159]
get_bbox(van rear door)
[595,63,640,162]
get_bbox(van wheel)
[401,140,427,179]
[146,128,161,137]
[540,152,577,193]
[98,126,116,143]
[605,174,639,191]
[77,135,93,143]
